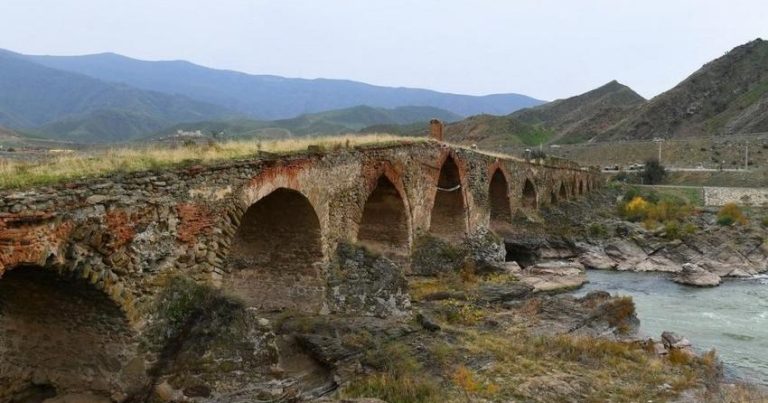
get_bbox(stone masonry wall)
[0,141,600,321]
[704,186,768,206]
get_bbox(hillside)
[22,51,544,119]
[598,39,768,140]
[0,50,233,143]
[510,80,646,143]
[153,105,461,139]
[441,81,644,147]
[442,114,550,148]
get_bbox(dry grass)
[0,134,423,190]
[422,329,722,402]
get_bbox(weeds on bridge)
[0,134,422,190]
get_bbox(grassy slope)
[511,80,645,143]
[443,114,554,148]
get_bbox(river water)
[574,270,768,385]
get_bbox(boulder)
[579,251,617,270]
[673,263,721,287]
[661,331,692,349]
[519,261,587,292]
[633,255,682,273]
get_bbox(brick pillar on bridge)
[429,119,444,141]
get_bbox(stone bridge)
[0,140,599,400]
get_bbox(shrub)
[642,159,666,184]
[663,220,681,240]
[621,196,650,221]
[761,216,768,228]
[588,223,609,238]
[347,342,443,403]
[717,203,747,226]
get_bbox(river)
[574,270,768,385]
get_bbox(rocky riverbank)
[503,185,768,289]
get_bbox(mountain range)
[442,38,768,146]
[0,48,542,143]
[2,38,766,146]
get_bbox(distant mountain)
[440,81,644,147]
[0,49,233,143]
[598,39,768,141]
[510,80,645,143]
[153,105,461,139]
[22,51,544,119]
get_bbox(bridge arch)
[0,266,138,401]
[429,154,468,241]
[578,180,585,195]
[225,187,325,312]
[488,168,512,228]
[559,182,568,201]
[358,173,411,257]
[521,178,538,210]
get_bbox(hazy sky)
[1,1,767,100]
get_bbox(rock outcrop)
[673,263,722,287]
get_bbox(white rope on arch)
[437,185,462,192]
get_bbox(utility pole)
[745,142,749,171]
[658,140,662,162]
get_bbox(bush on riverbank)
[717,203,748,226]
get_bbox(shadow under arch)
[489,168,512,229]
[522,178,538,210]
[0,266,138,401]
[225,187,324,312]
[429,155,468,241]
[358,174,411,258]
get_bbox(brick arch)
[428,151,469,241]
[0,215,138,323]
[0,265,139,400]
[357,166,413,257]
[488,166,512,228]
[521,177,538,210]
[224,185,326,312]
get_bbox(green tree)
[642,159,666,185]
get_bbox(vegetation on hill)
[441,81,645,147]
[22,51,544,119]
[510,80,646,143]
[442,114,554,148]
[153,105,461,139]
[0,49,233,143]
[598,38,768,140]
[442,39,768,148]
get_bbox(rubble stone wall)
[0,141,599,320]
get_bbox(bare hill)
[598,39,768,141]
[511,80,646,143]
[442,80,644,147]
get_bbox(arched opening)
[226,188,324,312]
[559,183,568,201]
[522,179,537,209]
[358,175,409,256]
[430,156,467,241]
[550,191,557,205]
[0,267,137,401]
[489,169,512,228]
[579,180,585,195]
